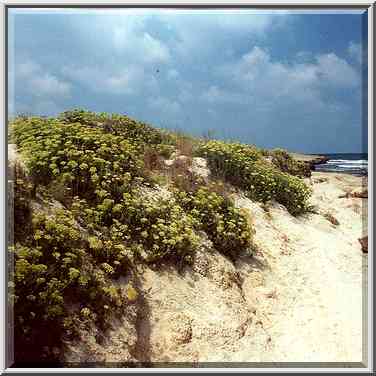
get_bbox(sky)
[8,9,368,153]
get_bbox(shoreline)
[290,152,330,170]
[312,169,368,177]
[291,153,368,176]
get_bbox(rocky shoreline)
[291,153,330,171]
[290,153,330,170]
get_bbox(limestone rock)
[359,236,368,253]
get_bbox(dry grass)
[261,202,273,220]
[281,234,290,243]
[143,147,164,171]
[313,177,328,184]
[339,188,367,199]
[176,136,193,157]
[167,156,199,193]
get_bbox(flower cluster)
[197,140,312,215]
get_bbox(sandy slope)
[61,170,368,365]
[126,171,367,365]
[9,144,367,365]
[232,172,367,363]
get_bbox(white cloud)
[215,11,289,32]
[206,46,360,110]
[62,64,159,96]
[348,41,364,65]
[111,20,170,64]
[104,72,132,93]
[113,27,170,63]
[11,59,71,115]
[15,60,71,97]
[167,69,179,80]
[29,74,71,97]
[112,16,146,49]
[9,98,62,117]
[144,95,186,128]
[147,96,181,115]
[33,99,62,116]
[66,12,171,68]
[155,12,290,61]
[17,61,40,77]
[8,97,15,117]
[161,10,288,34]
[201,85,245,104]
[315,53,359,88]
[141,33,171,63]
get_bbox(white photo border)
[0,0,373,373]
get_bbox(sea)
[314,153,368,176]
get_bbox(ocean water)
[314,153,368,176]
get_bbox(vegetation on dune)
[175,186,253,260]
[9,109,312,362]
[196,140,312,215]
[10,207,130,362]
[267,148,311,178]
[58,109,175,148]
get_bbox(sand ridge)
[61,170,367,365]
[232,172,367,363]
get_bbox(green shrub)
[269,148,311,178]
[175,186,253,258]
[12,166,33,239]
[107,193,199,264]
[9,110,260,362]
[197,141,311,215]
[69,191,199,266]
[11,116,144,203]
[9,208,129,362]
[59,109,173,147]
[196,140,262,185]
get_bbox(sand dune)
[63,171,367,365]
[232,172,367,364]
[9,143,367,365]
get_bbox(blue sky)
[8,9,368,153]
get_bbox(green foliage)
[175,186,253,258]
[10,208,129,362]
[196,140,262,183]
[12,166,33,239]
[103,193,199,264]
[268,148,311,178]
[58,109,174,147]
[197,140,312,215]
[11,116,144,203]
[9,110,273,361]
[154,144,176,159]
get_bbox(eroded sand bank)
[63,171,367,365]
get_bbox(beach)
[61,167,368,364]
[7,7,368,369]
[232,171,367,363]
[8,140,368,364]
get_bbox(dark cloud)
[8,9,366,153]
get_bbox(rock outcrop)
[359,236,368,253]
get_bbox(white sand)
[232,172,367,363]
[10,141,366,365]
[62,171,368,365]
[124,171,368,365]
